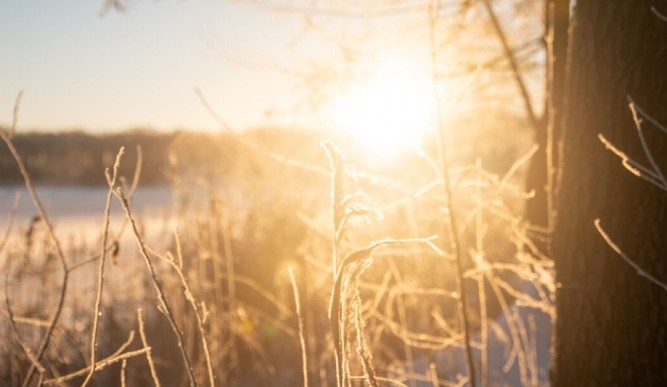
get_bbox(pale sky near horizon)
[0,0,341,133]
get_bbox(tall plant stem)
[1,92,70,387]
[81,147,124,387]
[115,189,198,387]
[428,2,476,386]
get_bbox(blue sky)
[0,0,331,132]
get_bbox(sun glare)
[331,60,435,158]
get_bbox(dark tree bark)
[552,1,667,385]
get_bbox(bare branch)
[651,5,667,23]
[628,97,666,184]
[628,96,667,135]
[598,134,667,190]
[595,219,667,292]
[500,143,539,189]
[481,0,539,132]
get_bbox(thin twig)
[138,308,161,387]
[44,348,150,384]
[151,237,215,387]
[599,96,667,191]
[599,134,666,190]
[481,0,539,132]
[1,92,70,387]
[486,271,530,385]
[218,272,291,315]
[628,98,666,185]
[651,6,667,23]
[82,147,125,386]
[475,160,489,387]
[386,260,416,387]
[500,144,539,190]
[288,267,309,387]
[196,87,430,198]
[349,375,409,386]
[67,243,119,272]
[114,188,198,386]
[595,219,667,291]
[4,267,46,375]
[43,331,144,385]
[195,87,327,176]
[628,97,667,135]
[220,207,237,378]
[10,90,23,137]
[128,145,143,195]
[429,2,476,385]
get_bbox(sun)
[330,59,436,158]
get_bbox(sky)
[0,0,338,133]
[0,0,514,143]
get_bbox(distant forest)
[0,130,175,186]
[0,128,333,187]
[0,125,519,187]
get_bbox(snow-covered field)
[0,185,553,386]
[0,185,174,246]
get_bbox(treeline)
[0,123,523,187]
[0,129,175,186]
[0,128,329,187]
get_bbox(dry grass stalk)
[138,308,161,387]
[42,331,145,385]
[4,269,46,375]
[121,358,128,387]
[329,237,439,387]
[486,271,531,385]
[82,146,125,386]
[387,260,417,387]
[114,188,198,386]
[322,140,347,387]
[219,205,237,379]
[0,78,557,386]
[428,362,439,387]
[0,192,21,256]
[428,4,476,385]
[474,159,489,387]
[350,259,378,387]
[322,141,346,280]
[148,233,215,387]
[1,92,71,387]
[288,267,309,387]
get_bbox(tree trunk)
[552,1,667,385]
